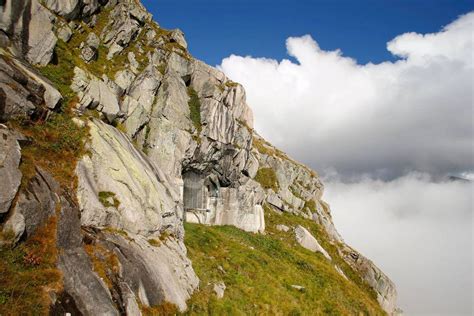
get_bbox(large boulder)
[294,225,331,260]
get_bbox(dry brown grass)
[84,242,120,290]
[140,301,179,316]
[0,217,62,315]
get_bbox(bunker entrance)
[183,171,206,211]
[183,171,220,211]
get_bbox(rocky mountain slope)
[0,0,398,315]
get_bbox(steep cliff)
[0,0,398,315]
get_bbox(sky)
[143,1,473,314]
[143,0,473,66]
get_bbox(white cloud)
[219,12,474,314]
[219,12,474,179]
[325,174,473,315]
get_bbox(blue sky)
[142,0,473,66]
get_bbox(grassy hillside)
[183,207,385,315]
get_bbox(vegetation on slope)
[187,87,202,133]
[0,217,62,315]
[254,167,280,192]
[183,208,385,315]
[0,14,90,314]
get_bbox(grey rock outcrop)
[0,57,61,121]
[102,233,199,311]
[15,168,59,234]
[43,0,81,20]
[2,166,62,244]
[213,282,226,299]
[58,247,119,316]
[102,0,150,59]
[75,118,199,311]
[0,0,57,66]
[71,67,120,122]
[0,125,21,215]
[76,118,180,236]
[57,195,121,316]
[340,245,398,314]
[294,225,331,260]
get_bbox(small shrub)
[112,120,127,133]
[98,191,120,208]
[304,200,317,213]
[103,227,129,238]
[157,63,167,75]
[225,80,239,88]
[254,168,279,192]
[148,239,161,247]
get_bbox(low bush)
[254,168,279,192]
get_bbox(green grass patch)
[254,168,279,192]
[38,40,76,103]
[183,211,385,315]
[187,87,202,133]
[98,191,120,208]
[148,239,161,247]
[225,80,239,88]
[304,199,317,213]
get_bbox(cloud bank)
[220,12,473,314]
[219,12,473,179]
[325,175,473,315]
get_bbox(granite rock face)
[76,118,181,237]
[75,118,198,311]
[0,0,57,66]
[0,57,61,121]
[0,0,399,314]
[71,67,121,122]
[340,245,398,314]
